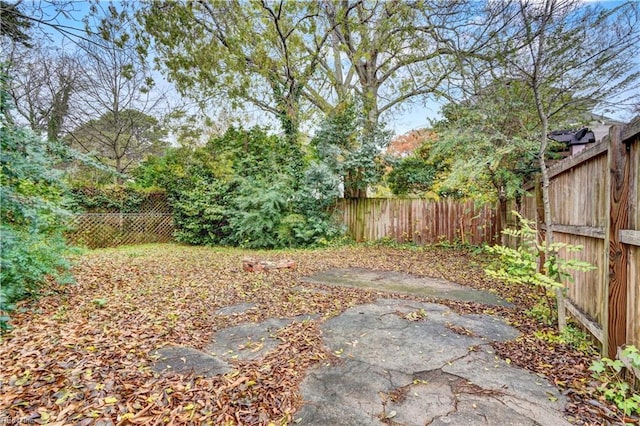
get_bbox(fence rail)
[67,213,174,249]
[336,198,499,245]
[518,118,640,356]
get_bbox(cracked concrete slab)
[442,349,568,424]
[151,345,232,377]
[431,395,541,426]
[151,270,570,425]
[215,302,257,316]
[295,299,570,426]
[206,315,317,361]
[320,299,519,373]
[298,359,400,425]
[384,371,457,425]
[303,268,513,307]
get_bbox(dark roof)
[547,128,596,146]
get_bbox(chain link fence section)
[67,213,174,249]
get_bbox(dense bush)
[310,101,391,198]
[386,156,437,196]
[133,126,343,248]
[225,176,341,249]
[68,185,165,213]
[1,80,77,328]
[171,179,233,246]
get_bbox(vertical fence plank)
[338,199,499,245]
[605,125,630,358]
[627,131,640,348]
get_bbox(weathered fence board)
[336,198,498,245]
[554,231,607,326]
[518,118,640,355]
[624,120,640,351]
[549,151,608,227]
[605,125,630,360]
[629,245,640,348]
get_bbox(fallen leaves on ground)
[0,243,622,424]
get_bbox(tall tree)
[471,0,640,330]
[313,0,518,198]
[318,0,509,132]
[429,79,572,230]
[311,100,391,198]
[70,109,166,178]
[5,46,82,141]
[68,3,166,183]
[139,0,331,154]
[139,1,516,198]
[1,0,93,141]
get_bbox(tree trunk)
[343,170,367,198]
[538,128,566,332]
[534,174,547,274]
[531,0,565,332]
[47,82,73,141]
[115,155,124,185]
[361,84,379,139]
[275,94,304,187]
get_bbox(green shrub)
[526,298,555,325]
[69,185,164,213]
[485,212,595,324]
[172,179,232,246]
[0,228,75,311]
[226,178,289,248]
[589,345,640,417]
[225,177,341,249]
[1,77,78,330]
[533,325,595,354]
[386,156,437,196]
[133,126,342,249]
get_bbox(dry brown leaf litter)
[0,244,623,424]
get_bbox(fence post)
[604,124,630,358]
[495,198,506,245]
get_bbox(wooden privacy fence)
[336,198,499,245]
[519,119,640,357]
